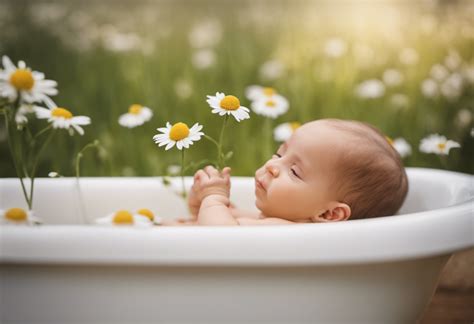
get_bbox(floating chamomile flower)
[95,210,154,227]
[0,55,58,104]
[136,208,162,225]
[153,122,204,150]
[35,101,91,136]
[251,95,289,119]
[273,122,300,142]
[0,207,42,225]
[206,92,250,122]
[419,134,460,155]
[118,104,153,128]
[386,137,412,158]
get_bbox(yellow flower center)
[263,87,276,96]
[290,122,301,131]
[437,142,446,150]
[51,107,73,119]
[220,95,240,111]
[113,210,134,224]
[128,104,142,115]
[385,136,394,146]
[169,122,190,141]
[10,69,35,91]
[265,100,276,108]
[137,208,154,221]
[5,208,28,222]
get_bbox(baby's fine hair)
[323,119,409,219]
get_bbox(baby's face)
[255,121,348,221]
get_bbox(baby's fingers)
[222,167,231,183]
[204,165,219,178]
[195,169,208,182]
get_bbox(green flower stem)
[217,115,229,169]
[439,155,449,170]
[75,140,100,225]
[29,129,55,210]
[203,134,220,149]
[75,140,100,178]
[4,107,31,208]
[180,149,187,199]
[33,124,53,141]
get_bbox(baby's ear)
[312,203,351,222]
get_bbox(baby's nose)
[266,163,280,177]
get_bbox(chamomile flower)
[245,85,279,101]
[0,207,42,225]
[136,208,162,225]
[118,104,153,128]
[251,95,289,119]
[153,122,204,150]
[273,122,300,142]
[15,103,39,127]
[386,137,412,158]
[206,92,250,122]
[95,210,154,227]
[419,134,460,155]
[35,102,90,136]
[0,55,58,104]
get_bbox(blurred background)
[0,0,473,177]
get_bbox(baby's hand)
[187,171,203,218]
[194,165,231,203]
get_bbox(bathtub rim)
[1,167,473,266]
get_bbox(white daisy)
[95,210,154,227]
[273,122,301,142]
[419,134,461,155]
[167,164,182,176]
[259,59,285,81]
[118,104,153,128]
[245,85,279,101]
[355,79,385,99]
[387,137,412,158]
[382,69,404,87]
[35,101,90,136]
[0,55,58,104]
[251,95,289,119]
[136,208,162,225]
[0,207,42,225]
[421,79,439,98]
[153,122,204,150]
[15,103,39,127]
[206,92,250,122]
[324,37,347,58]
[192,49,216,69]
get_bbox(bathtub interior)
[0,167,472,225]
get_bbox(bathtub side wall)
[0,255,449,324]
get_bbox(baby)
[166,118,408,226]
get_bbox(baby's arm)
[195,166,239,226]
[236,217,295,225]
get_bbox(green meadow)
[0,0,473,177]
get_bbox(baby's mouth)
[255,178,267,191]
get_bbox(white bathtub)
[0,167,472,323]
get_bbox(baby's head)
[254,118,408,222]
